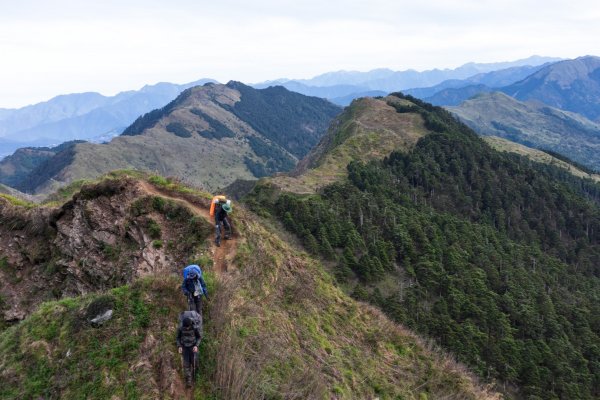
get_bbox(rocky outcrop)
[0,177,212,324]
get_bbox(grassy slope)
[0,275,215,400]
[51,129,256,193]
[0,184,36,205]
[484,136,600,182]
[0,174,498,399]
[271,96,428,194]
[208,207,498,399]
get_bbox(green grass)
[0,256,9,272]
[0,193,36,209]
[148,175,212,199]
[42,179,91,204]
[147,218,162,239]
[0,275,213,399]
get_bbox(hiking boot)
[215,240,221,247]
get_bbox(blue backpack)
[183,264,203,279]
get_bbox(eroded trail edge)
[138,181,237,275]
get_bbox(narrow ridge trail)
[137,181,237,399]
[138,181,237,274]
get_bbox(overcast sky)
[1,0,599,108]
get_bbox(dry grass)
[270,96,429,194]
[485,136,600,182]
[0,196,53,235]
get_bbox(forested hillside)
[0,141,84,190]
[248,94,600,399]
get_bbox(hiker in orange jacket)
[210,196,232,247]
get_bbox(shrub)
[147,218,162,239]
[166,122,192,138]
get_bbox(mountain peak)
[269,94,429,193]
[2,83,340,194]
[501,56,600,121]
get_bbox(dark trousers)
[215,217,231,244]
[188,295,203,315]
[182,346,196,383]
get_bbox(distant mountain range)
[0,56,563,161]
[416,56,600,119]
[502,56,600,122]
[403,63,553,99]
[449,91,600,171]
[0,82,340,194]
[403,63,556,104]
[263,56,560,90]
[0,79,215,157]
[413,56,600,171]
[254,56,561,101]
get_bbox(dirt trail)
[137,181,238,400]
[138,181,237,274]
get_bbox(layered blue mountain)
[256,56,559,93]
[0,79,215,157]
[414,56,600,117]
[404,63,554,104]
[502,55,600,122]
[253,56,559,106]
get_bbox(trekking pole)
[180,350,184,383]
[194,351,198,383]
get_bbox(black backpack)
[179,310,203,335]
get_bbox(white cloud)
[0,0,599,107]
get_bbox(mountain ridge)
[257,56,561,92]
[501,55,600,121]
[0,82,340,195]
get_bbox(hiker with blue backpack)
[179,264,206,387]
[181,264,208,315]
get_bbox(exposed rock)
[90,309,113,327]
[4,307,25,322]
[0,177,212,323]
